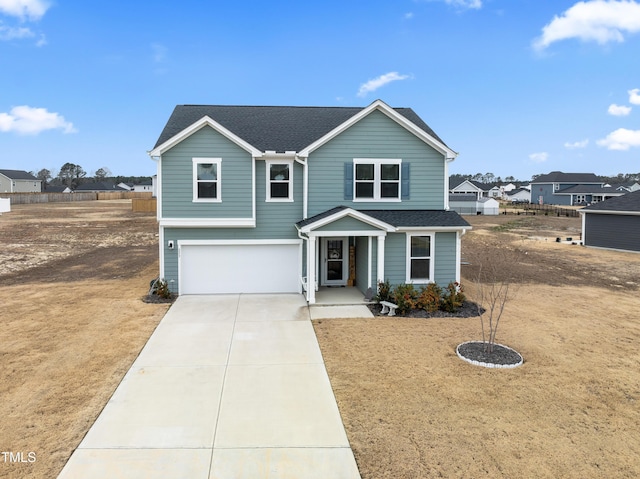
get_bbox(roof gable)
[532,171,601,184]
[0,169,38,181]
[150,100,455,158]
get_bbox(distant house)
[506,188,531,203]
[74,182,128,192]
[449,178,499,199]
[44,185,72,193]
[554,184,625,205]
[530,171,604,205]
[133,180,153,193]
[580,190,640,253]
[608,181,640,193]
[0,169,42,193]
[448,194,500,215]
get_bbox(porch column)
[377,235,385,286]
[307,236,316,304]
[367,236,372,289]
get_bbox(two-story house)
[148,100,471,303]
[530,171,607,205]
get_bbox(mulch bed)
[367,300,482,318]
[457,341,523,367]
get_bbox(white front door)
[322,237,348,286]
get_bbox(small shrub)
[150,278,172,299]
[417,283,442,312]
[391,283,419,314]
[442,281,465,312]
[375,279,392,302]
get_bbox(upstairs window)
[353,159,401,201]
[266,159,293,201]
[193,158,221,202]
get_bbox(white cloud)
[597,128,640,150]
[608,103,632,115]
[564,139,589,149]
[0,23,33,40]
[0,0,50,20]
[404,12,414,19]
[357,72,411,97]
[444,0,482,9]
[533,0,640,51]
[151,43,167,63]
[629,88,640,105]
[0,106,77,135]
[529,152,549,163]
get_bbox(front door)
[322,237,347,286]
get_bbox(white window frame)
[405,233,434,284]
[192,158,222,203]
[353,158,402,202]
[265,159,293,202]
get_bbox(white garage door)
[179,242,301,294]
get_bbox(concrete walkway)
[58,294,361,479]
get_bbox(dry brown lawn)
[0,201,169,479]
[314,213,640,478]
[1,203,640,478]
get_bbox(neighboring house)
[530,171,603,205]
[608,181,640,193]
[449,179,499,199]
[74,182,128,192]
[554,184,625,205]
[506,188,531,203]
[580,189,640,253]
[0,169,42,193]
[117,182,133,191]
[133,180,153,193]
[448,194,500,215]
[44,185,72,193]
[149,100,471,302]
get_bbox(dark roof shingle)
[154,104,446,152]
[0,169,38,180]
[296,206,470,229]
[582,190,640,213]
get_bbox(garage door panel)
[180,244,300,294]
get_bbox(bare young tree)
[469,248,521,353]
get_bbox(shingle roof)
[153,104,446,152]
[449,194,477,202]
[556,185,622,195]
[0,169,38,180]
[532,171,601,183]
[295,206,470,229]
[582,190,640,213]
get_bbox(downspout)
[148,152,163,283]
[295,155,308,219]
[444,155,455,211]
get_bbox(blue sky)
[1,0,639,181]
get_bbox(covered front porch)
[296,207,394,305]
[314,286,373,305]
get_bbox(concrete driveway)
[58,294,361,479]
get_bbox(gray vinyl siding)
[383,233,406,285]
[434,232,458,285]
[584,213,640,252]
[161,126,253,218]
[315,216,384,232]
[355,236,375,295]
[307,110,446,216]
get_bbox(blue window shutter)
[401,163,410,199]
[344,162,353,200]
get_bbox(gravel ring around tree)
[456,341,523,369]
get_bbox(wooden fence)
[132,197,157,213]
[504,203,581,218]
[2,191,153,205]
